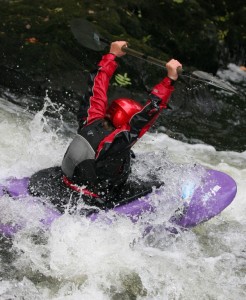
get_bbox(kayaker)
[29,41,182,211]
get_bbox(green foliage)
[113,73,132,87]
[142,35,152,44]
[218,29,229,42]
[173,0,184,3]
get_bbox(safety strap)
[62,176,99,198]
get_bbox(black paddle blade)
[70,18,109,51]
[192,70,238,94]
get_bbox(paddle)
[70,18,237,94]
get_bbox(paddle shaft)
[123,46,183,74]
[100,37,166,66]
[122,46,166,68]
[100,40,183,74]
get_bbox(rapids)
[0,65,245,299]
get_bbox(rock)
[0,0,245,151]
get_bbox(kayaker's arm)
[77,41,127,129]
[129,59,182,138]
[77,54,118,128]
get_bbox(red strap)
[62,176,99,198]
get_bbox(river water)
[0,65,245,299]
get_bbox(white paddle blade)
[192,70,238,94]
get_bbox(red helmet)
[106,98,143,128]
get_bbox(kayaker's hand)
[166,59,182,81]
[110,41,127,57]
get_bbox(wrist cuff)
[104,53,117,60]
[163,77,176,86]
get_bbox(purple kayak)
[0,169,237,236]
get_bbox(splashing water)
[0,93,245,299]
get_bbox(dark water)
[157,65,246,152]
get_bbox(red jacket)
[62,53,174,195]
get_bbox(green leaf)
[173,0,184,3]
[114,73,132,87]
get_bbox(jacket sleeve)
[129,77,174,138]
[77,53,118,128]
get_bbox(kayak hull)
[0,169,237,236]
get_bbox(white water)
[0,92,246,299]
